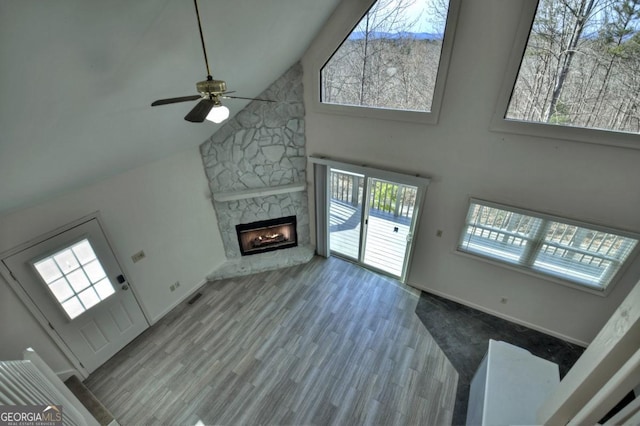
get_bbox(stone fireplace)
[200,62,313,280]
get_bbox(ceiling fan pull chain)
[193,0,211,78]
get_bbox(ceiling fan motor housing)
[197,79,227,95]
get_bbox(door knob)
[121,284,129,291]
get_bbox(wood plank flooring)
[84,256,458,425]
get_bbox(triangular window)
[320,0,454,114]
[507,0,640,134]
[492,0,640,148]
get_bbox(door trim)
[309,156,431,188]
[0,211,150,378]
[359,176,371,263]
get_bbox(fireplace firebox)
[236,216,298,256]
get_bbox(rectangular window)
[505,0,640,135]
[458,199,639,293]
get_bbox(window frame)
[311,0,461,125]
[456,198,640,297]
[31,236,116,320]
[490,1,640,150]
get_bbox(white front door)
[3,217,148,373]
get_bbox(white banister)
[0,348,100,426]
[537,280,640,424]
[603,396,640,425]
[568,348,640,425]
[22,348,100,426]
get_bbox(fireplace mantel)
[212,182,306,202]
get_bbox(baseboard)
[150,279,208,324]
[414,286,590,348]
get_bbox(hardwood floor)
[85,256,458,425]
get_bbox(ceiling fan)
[151,0,274,123]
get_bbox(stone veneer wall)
[200,62,310,263]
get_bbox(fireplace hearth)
[236,216,298,256]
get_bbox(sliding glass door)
[328,166,424,281]
[329,169,364,260]
[362,178,418,277]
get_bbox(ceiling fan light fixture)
[150,0,275,123]
[206,104,230,123]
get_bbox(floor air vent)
[188,292,202,305]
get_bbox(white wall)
[302,0,640,345]
[0,147,226,372]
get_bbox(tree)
[545,0,598,122]
[507,0,640,134]
[321,0,447,112]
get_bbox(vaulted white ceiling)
[0,0,341,213]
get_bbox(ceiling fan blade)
[184,99,215,122]
[151,95,202,106]
[222,95,276,103]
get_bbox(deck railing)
[330,170,362,207]
[330,171,416,218]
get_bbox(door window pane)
[72,240,97,265]
[48,277,74,303]
[84,260,107,283]
[32,239,117,320]
[53,249,80,273]
[329,169,364,259]
[66,269,91,292]
[61,297,85,320]
[329,168,420,279]
[78,287,100,310]
[363,179,418,277]
[33,258,63,284]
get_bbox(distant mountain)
[347,31,443,41]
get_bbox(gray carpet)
[64,375,114,426]
[414,291,584,426]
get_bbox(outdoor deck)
[330,199,411,277]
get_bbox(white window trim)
[309,0,461,125]
[456,198,640,297]
[309,155,431,188]
[490,1,640,150]
[31,236,115,321]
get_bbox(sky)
[372,0,448,34]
